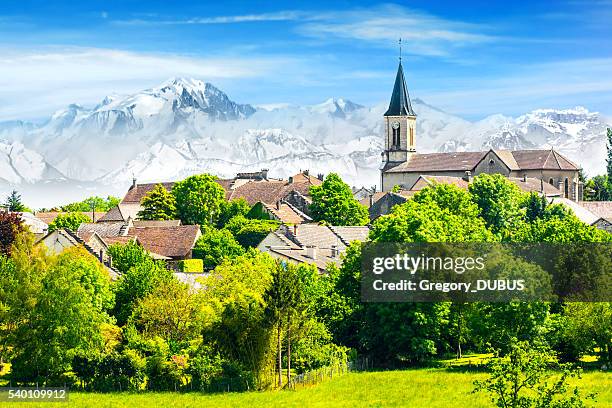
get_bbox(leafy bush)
[178,258,204,273]
[146,355,185,391]
[48,212,91,232]
[224,216,279,248]
[192,228,244,268]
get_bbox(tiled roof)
[511,149,579,170]
[268,247,341,272]
[328,226,370,246]
[227,179,315,205]
[418,175,470,189]
[285,224,346,249]
[384,149,579,173]
[121,182,176,204]
[508,177,562,195]
[548,197,600,224]
[579,201,612,219]
[36,211,105,225]
[133,220,182,227]
[263,202,310,224]
[77,222,126,238]
[126,225,201,259]
[385,151,487,173]
[359,191,387,208]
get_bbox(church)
[380,61,583,202]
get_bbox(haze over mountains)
[0,77,610,208]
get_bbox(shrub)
[178,259,204,273]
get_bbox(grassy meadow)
[5,368,610,408]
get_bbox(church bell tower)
[382,59,416,165]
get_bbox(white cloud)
[114,11,304,26]
[0,47,297,120]
[296,4,495,57]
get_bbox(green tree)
[562,302,612,365]
[61,196,120,212]
[0,212,25,256]
[201,251,276,386]
[217,198,250,228]
[309,173,369,226]
[264,261,302,387]
[474,341,595,408]
[192,227,244,269]
[5,190,26,212]
[4,243,112,384]
[172,174,226,226]
[224,215,279,248]
[137,183,177,220]
[469,174,524,235]
[129,279,207,346]
[108,242,173,325]
[48,212,91,232]
[584,175,610,201]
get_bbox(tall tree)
[192,227,244,269]
[5,190,26,212]
[137,183,177,220]
[172,174,226,226]
[468,174,523,236]
[309,173,369,226]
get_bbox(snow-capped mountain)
[0,77,610,207]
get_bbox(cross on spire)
[399,38,402,61]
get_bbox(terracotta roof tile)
[385,151,487,173]
[126,225,201,259]
[263,202,309,224]
[579,201,612,219]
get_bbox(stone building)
[380,61,583,201]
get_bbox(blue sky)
[1,0,612,121]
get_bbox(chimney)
[276,201,281,210]
[293,224,298,236]
[305,245,317,260]
[331,245,338,258]
[288,176,294,184]
[462,171,472,182]
[261,169,269,180]
[540,178,544,193]
[303,169,309,176]
[131,177,137,190]
[522,173,527,182]
[369,194,374,208]
[317,173,324,181]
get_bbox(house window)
[564,178,569,198]
[549,178,554,185]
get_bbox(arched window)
[409,127,414,146]
[549,178,554,185]
[564,178,569,198]
[392,126,400,148]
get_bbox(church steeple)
[384,61,415,117]
[382,57,417,169]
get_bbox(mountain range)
[0,77,610,208]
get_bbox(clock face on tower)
[391,121,400,130]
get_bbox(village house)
[38,228,119,279]
[380,60,583,202]
[576,201,612,232]
[257,224,370,273]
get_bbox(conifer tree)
[4,190,26,212]
[137,184,177,220]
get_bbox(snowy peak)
[310,98,364,118]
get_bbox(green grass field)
[5,369,611,408]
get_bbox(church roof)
[384,61,416,117]
[383,149,579,173]
[385,151,486,173]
